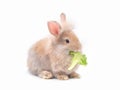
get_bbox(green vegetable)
[68,51,87,70]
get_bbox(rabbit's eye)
[65,39,70,43]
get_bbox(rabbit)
[27,13,82,80]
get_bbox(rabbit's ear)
[47,21,61,36]
[60,13,66,23]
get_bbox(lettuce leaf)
[68,51,87,70]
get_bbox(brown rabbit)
[27,13,82,80]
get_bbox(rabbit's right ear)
[47,21,61,36]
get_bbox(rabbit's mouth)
[69,49,82,53]
[65,48,82,55]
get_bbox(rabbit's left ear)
[60,13,66,23]
[47,21,61,36]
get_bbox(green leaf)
[68,51,87,70]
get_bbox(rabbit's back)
[27,38,52,75]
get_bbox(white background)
[0,0,120,90]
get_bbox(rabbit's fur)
[27,13,82,80]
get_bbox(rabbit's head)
[47,13,82,53]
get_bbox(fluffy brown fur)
[27,13,82,80]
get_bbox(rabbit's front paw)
[69,72,80,78]
[56,74,69,80]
